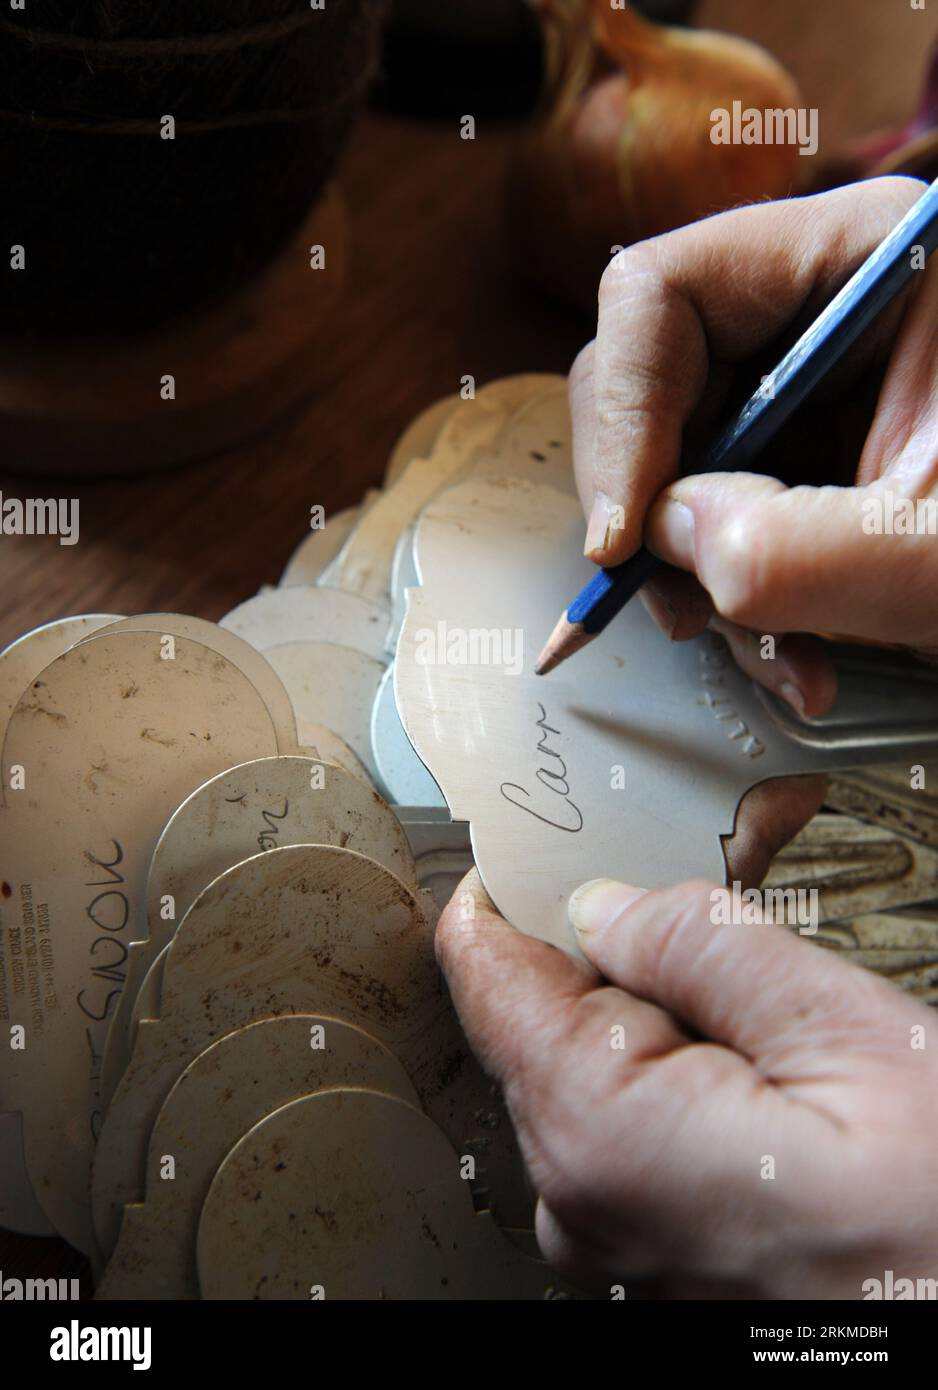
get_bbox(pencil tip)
[534,613,588,677]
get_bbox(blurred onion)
[509,0,805,310]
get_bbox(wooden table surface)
[1,0,935,1290]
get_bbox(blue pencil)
[536,175,938,676]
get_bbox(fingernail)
[654,500,696,568]
[584,494,620,557]
[568,878,646,937]
[780,680,806,717]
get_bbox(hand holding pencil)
[436,179,938,1299]
[539,176,938,699]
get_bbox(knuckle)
[433,908,457,969]
[434,893,491,973]
[593,394,651,436]
[563,987,622,1057]
[705,506,779,626]
[433,900,467,966]
[598,243,663,309]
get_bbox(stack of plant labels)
[2,373,936,1298]
[0,374,592,1299]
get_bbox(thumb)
[568,877,909,1072]
[646,472,938,646]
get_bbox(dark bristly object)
[536,174,938,677]
[0,0,383,340]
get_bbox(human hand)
[572,175,938,714]
[438,870,938,1299]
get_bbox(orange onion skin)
[509,8,806,311]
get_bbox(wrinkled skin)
[438,179,938,1297]
[439,872,938,1299]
